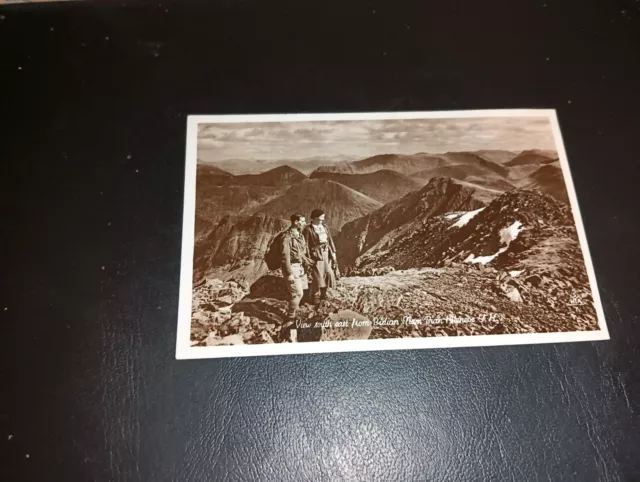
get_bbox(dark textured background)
[1,0,639,480]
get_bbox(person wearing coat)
[302,208,340,305]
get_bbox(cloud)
[197,116,557,163]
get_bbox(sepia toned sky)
[197,116,557,163]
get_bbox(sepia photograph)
[176,110,608,359]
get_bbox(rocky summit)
[191,263,598,347]
[336,177,484,268]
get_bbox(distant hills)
[193,215,289,285]
[205,155,356,175]
[194,164,307,236]
[197,164,233,177]
[520,162,569,204]
[195,147,567,242]
[313,153,446,175]
[309,169,423,204]
[193,147,572,286]
[253,178,383,232]
[474,150,518,164]
[504,149,559,166]
[196,164,306,187]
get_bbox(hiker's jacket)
[280,228,312,276]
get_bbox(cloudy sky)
[197,116,557,163]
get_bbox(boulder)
[216,295,236,306]
[524,274,542,287]
[249,274,289,300]
[501,285,523,303]
[205,333,245,346]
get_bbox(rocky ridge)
[336,177,485,267]
[191,263,598,347]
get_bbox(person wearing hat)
[303,208,340,306]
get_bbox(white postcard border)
[176,109,609,360]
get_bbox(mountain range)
[309,169,422,204]
[504,149,559,166]
[313,153,447,175]
[191,148,597,345]
[193,147,570,287]
[202,155,357,175]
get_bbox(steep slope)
[506,164,547,183]
[412,162,516,204]
[197,164,307,187]
[335,177,484,268]
[193,214,289,286]
[411,164,489,182]
[194,165,305,235]
[353,212,456,271]
[356,189,575,272]
[309,169,423,204]
[505,149,558,166]
[196,164,235,188]
[521,163,569,203]
[232,165,307,187]
[195,183,284,236]
[313,153,447,175]
[425,189,575,270]
[475,150,518,164]
[252,178,383,232]
[197,163,233,177]
[463,176,517,192]
[411,153,510,181]
[439,152,510,178]
[451,179,504,204]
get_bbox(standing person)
[303,208,339,306]
[281,213,312,321]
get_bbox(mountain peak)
[506,149,558,167]
[519,149,557,158]
[422,175,458,189]
[314,153,445,175]
[265,165,305,175]
[309,169,422,204]
[253,178,382,232]
[197,163,233,176]
[336,176,484,267]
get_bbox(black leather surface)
[2,1,639,480]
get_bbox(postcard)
[176,110,608,359]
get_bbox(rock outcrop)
[193,214,289,286]
[336,177,484,268]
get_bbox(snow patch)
[444,212,463,220]
[465,248,506,265]
[509,270,524,278]
[464,220,525,266]
[449,207,485,229]
[499,220,523,245]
